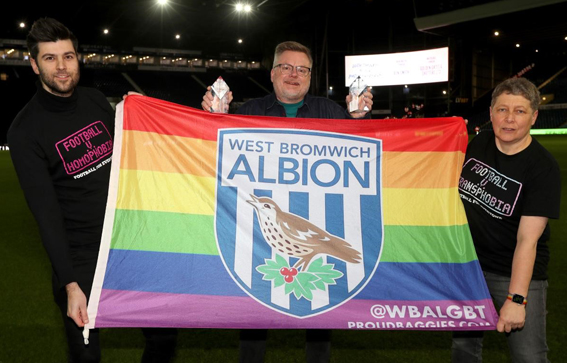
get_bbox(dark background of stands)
[2,0,567,144]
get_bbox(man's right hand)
[201,86,233,112]
[496,299,526,333]
[123,91,143,100]
[66,282,89,327]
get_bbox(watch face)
[512,294,525,304]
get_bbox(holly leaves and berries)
[256,254,344,301]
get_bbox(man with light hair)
[203,40,372,119]
[202,40,373,363]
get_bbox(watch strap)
[507,293,527,305]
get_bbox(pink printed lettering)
[55,121,113,175]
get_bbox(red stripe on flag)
[123,96,468,153]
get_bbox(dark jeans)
[52,254,177,362]
[452,271,549,363]
[239,329,331,363]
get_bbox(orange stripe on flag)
[382,151,464,188]
[121,131,464,189]
[121,130,217,177]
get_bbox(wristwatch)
[507,293,527,306]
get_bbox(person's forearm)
[508,215,548,298]
[24,185,76,286]
[508,238,537,297]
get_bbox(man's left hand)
[347,89,373,119]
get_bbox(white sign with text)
[345,47,448,87]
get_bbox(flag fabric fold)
[87,95,498,331]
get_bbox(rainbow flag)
[86,95,498,331]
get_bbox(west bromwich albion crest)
[215,129,383,318]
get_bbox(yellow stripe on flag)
[117,169,215,215]
[383,187,468,226]
[116,168,465,226]
[121,130,217,177]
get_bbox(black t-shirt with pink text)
[8,83,114,287]
[459,131,560,280]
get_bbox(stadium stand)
[81,68,133,99]
[1,65,38,144]
[2,43,566,141]
[1,58,276,144]
[87,68,274,109]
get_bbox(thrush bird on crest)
[247,194,361,271]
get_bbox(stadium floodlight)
[235,3,252,12]
[158,0,167,5]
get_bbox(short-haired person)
[202,41,373,363]
[8,18,177,362]
[202,40,372,119]
[453,77,561,362]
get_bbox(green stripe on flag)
[380,224,477,263]
[111,210,477,263]
[111,209,218,255]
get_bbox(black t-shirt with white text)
[459,131,560,280]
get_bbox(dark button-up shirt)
[236,93,370,120]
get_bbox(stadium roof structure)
[414,0,567,52]
[3,0,566,58]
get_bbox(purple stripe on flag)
[95,289,497,330]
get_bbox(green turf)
[0,135,565,362]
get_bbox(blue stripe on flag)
[215,185,238,271]
[103,249,247,296]
[250,189,274,302]
[103,249,488,301]
[325,194,348,305]
[288,191,310,313]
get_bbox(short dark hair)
[273,41,313,67]
[26,18,78,60]
[491,77,541,111]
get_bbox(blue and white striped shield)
[215,129,383,318]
